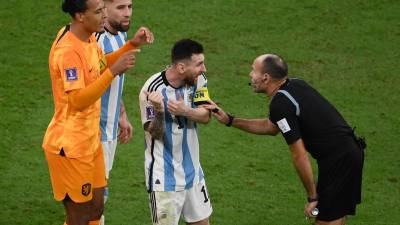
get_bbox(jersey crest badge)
[65,68,78,81]
[81,183,91,196]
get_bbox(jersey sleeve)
[193,73,211,106]
[57,49,85,92]
[139,85,156,127]
[269,94,301,145]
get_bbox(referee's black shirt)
[269,78,353,160]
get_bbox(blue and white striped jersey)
[139,71,209,192]
[95,29,127,141]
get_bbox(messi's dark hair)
[171,39,204,64]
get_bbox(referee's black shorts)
[316,137,365,221]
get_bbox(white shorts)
[101,140,118,179]
[149,180,212,225]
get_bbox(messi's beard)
[184,76,196,86]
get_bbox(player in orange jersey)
[42,0,153,224]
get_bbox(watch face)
[311,208,319,216]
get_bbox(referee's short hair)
[62,0,89,18]
[171,39,204,64]
[262,54,288,80]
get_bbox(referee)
[205,54,365,225]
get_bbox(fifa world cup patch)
[81,183,91,196]
[146,106,156,119]
[277,118,291,133]
[65,68,78,81]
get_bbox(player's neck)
[268,78,287,97]
[105,23,118,35]
[70,23,91,42]
[166,67,184,88]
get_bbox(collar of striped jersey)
[161,70,183,89]
[104,26,118,35]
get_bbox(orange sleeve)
[99,41,138,73]
[68,68,114,111]
[58,49,86,92]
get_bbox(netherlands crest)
[81,183,91,196]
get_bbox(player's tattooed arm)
[144,91,165,140]
[145,109,164,140]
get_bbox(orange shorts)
[45,145,107,203]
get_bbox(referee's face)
[249,57,266,93]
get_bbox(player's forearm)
[290,143,317,199]
[69,68,114,111]
[119,100,128,120]
[146,111,165,140]
[182,107,210,124]
[293,157,317,199]
[232,118,279,135]
[119,110,129,126]
[105,41,138,67]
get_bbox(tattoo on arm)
[145,111,164,140]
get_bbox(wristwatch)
[307,196,318,203]
[226,114,235,127]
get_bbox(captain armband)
[193,87,211,106]
[99,55,107,72]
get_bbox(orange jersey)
[43,26,104,158]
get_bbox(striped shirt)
[95,29,127,141]
[139,71,209,192]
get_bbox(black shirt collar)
[161,70,182,89]
[104,26,118,35]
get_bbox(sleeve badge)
[65,68,78,81]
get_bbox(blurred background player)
[139,39,213,225]
[42,0,153,224]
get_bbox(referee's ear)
[263,73,270,82]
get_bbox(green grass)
[1,0,399,224]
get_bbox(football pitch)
[1,0,399,224]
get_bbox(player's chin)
[121,22,130,31]
[96,26,105,33]
[97,22,106,32]
[120,21,131,29]
[187,80,195,86]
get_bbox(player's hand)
[145,91,164,112]
[118,116,133,144]
[167,95,188,116]
[304,201,318,218]
[110,49,139,76]
[130,27,154,47]
[202,100,230,125]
